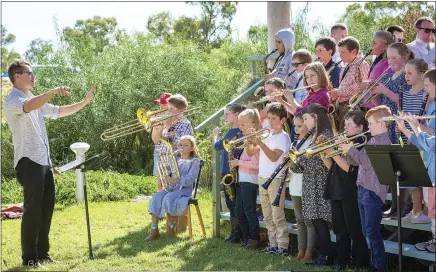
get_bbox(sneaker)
[426,240,436,253]
[312,255,329,266]
[262,246,278,254]
[273,247,289,257]
[410,212,431,224]
[401,212,416,224]
[415,239,432,251]
[39,255,55,263]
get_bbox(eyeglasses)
[19,71,34,76]
[292,62,305,68]
[397,39,405,43]
[418,27,436,34]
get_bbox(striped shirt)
[401,88,425,143]
[337,56,370,103]
[160,117,194,154]
[3,87,60,167]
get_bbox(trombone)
[378,115,436,122]
[349,66,391,109]
[100,107,199,141]
[252,84,318,105]
[222,127,271,151]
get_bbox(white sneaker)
[410,212,431,224]
[401,212,416,224]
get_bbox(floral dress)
[289,129,333,222]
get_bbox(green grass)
[1,191,335,271]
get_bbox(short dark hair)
[168,94,188,110]
[415,17,435,28]
[265,77,286,89]
[292,49,313,64]
[225,103,246,114]
[315,37,337,56]
[386,25,405,34]
[424,68,436,85]
[8,59,31,84]
[331,23,347,34]
[267,102,288,120]
[337,36,360,53]
[345,110,368,131]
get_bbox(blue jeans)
[357,187,386,270]
[222,178,236,217]
[235,182,260,241]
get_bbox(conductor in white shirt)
[3,59,95,268]
[407,17,435,68]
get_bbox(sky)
[1,1,364,56]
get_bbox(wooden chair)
[166,160,206,238]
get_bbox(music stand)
[58,152,107,259]
[364,144,432,272]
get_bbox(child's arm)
[411,132,436,153]
[245,145,260,157]
[341,143,370,168]
[276,95,299,115]
[237,152,259,170]
[257,142,284,162]
[151,125,164,144]
[178,159,201,187]
[213,128,238,151]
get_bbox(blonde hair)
[365,105,392,126]
[303,62,330,90]
[388,42,414,61]
[179,135,199,159]
[168,94,188,110]
[407,59,429,75]
[239,108,262,130]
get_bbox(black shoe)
[241,239,249,247]
[23,260,47,269]
[333,264,346,271]
[39,255,55,263]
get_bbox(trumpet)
[304,131,369,159]
[349,66,391,109]
[100,107,199,141]
[252,84,318,105]
[378,115,436,122]
[223,127,271,151]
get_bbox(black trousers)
[312,218,332,257]
[331,197,370,267]
[235,182,260,241]
[15,157,55,264]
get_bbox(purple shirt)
[365,58,394,109]
[296,88,330,114]
[346,132,391,202]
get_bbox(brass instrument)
[157,138,181,192]
[223,127,271,151]
[304,131,370,159]
[222,127,271,201]
[100,107,199,141]
[348,66,392,109]
[378,115,436,122]
[252,84,318,105]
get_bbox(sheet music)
[58,160,80,173]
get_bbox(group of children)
[141,19,436,272]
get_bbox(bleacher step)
[220,212,434,262]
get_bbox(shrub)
[1,170,157,206]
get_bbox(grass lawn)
[1,191,334,271]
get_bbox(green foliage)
[146,11,174,42]
[1,171,156,206]
[24,39,54,64]
[1,25,21,73]
[247,24,268,44]
[340,2,435,53]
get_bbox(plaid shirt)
[337,56,370,103]
[159,117,194,154]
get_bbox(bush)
[1,170,157,206]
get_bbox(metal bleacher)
[220,192,435,262]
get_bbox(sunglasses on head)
[418,27,436,34]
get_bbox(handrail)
[194,79,264,132]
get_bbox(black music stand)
[364,145,432,272]
[58,152,107,260]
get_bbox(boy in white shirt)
[248,102,291,256]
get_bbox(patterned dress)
[289,129,333,222]
[380,72,411,144]
[148,158,200,218]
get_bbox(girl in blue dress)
[145,135,201,240]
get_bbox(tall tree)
[247,24,267,44]
[62,16,120,54]
[146,11,174,42]
[1,25,21,73]
[24,39,53,64]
